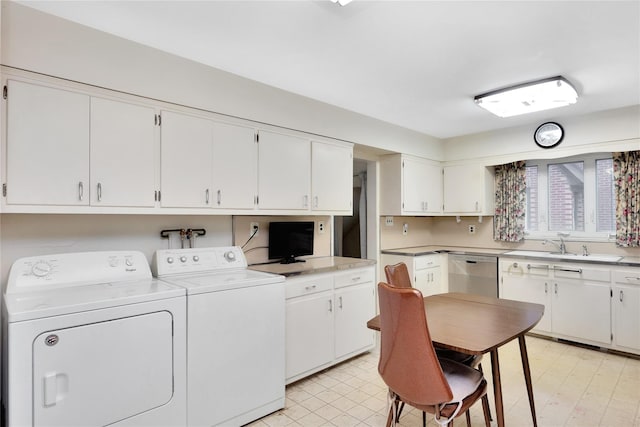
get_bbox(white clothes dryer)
[2,251,187,427]
[152,246,285,427]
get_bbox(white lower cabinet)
[551,266,611,345]
[500,261,552,334]
[285,266,375,384]
[612,270,640,352]
[501,259,640,355]
[380,253,443,296]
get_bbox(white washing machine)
[2,251,187,427]
[152,246,285,427]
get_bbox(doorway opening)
[334,159,376,259]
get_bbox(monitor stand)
[280,256,306,264]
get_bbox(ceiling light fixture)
[330,0,353,6]
[474,76,578,118]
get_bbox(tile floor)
[248,336,640,427]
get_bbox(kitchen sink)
[504,250,622,263]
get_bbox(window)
[525,154,615,239]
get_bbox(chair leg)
[477,364,493,421]
[481,394,492,427]
[396,400,405,420]
[465,410,471,427]
[423,411,427,427]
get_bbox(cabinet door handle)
[97,182,102,202]
[339,296,343,309]
[205,189,210,204]
[217,190,221,205]
[545,282,548,294]
[303,195,309,208]
[527,264,550,271]
[328,299,333,312]
[620,290,624,302]
[313,196,318,208]
[475,201,479,211]
[351,276,361,282]
[554,283,558,295]
[78,181,84,201]
[624,276,640,282]
[304,284,316,291]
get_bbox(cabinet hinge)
[2,183,6,197]
[2,85,7,100]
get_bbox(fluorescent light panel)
[474,76,578,118]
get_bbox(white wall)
[0,1,443,160]
[444,106,640,166]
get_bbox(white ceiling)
[17,0,640,139]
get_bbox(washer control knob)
[167,257,174,264]
[193,255,200,262]
[224,251,236,262]
[125,259,133,267]
[180,256,187,263]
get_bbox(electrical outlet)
[402,223,408,235]
[385,216,394,226]
[318,221,325,234]
[468,225,476,234]
[250,222,259,237]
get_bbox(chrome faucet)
[542,238,566,254]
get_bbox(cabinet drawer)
[553,265,610,282]
[613,269,640,285]
[415,256,439,270]
[286,275,333,299]
[334,267,375,289]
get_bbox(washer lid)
[4,278,185,323]
[160,269,284,295]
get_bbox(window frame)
[524,153,615,242]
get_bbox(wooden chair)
[377,282,491,427]
[384,262,492,424]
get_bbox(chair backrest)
[377,282,453,406]
[384,262,412,288]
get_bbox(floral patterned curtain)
[494,161,527,242]
[613,151,640,247]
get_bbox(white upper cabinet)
[160,110,213,208]
[311,140,352,213]
[212,123,257,210]
[258,130,310,210]
[380,154,443,216]
[90,97,156,207]
[6,80,90,206]
[443,164,494,215]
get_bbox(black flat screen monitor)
[268,221,314,264]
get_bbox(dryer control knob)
[125,259,133,267]
[180,256,187,263]
[167,257,174,264]
[224,251,236,262]
[31,261,52,277]
[193,255,200,262]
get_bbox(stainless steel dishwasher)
[447,254,498,297]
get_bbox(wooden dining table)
[366,292,544,427]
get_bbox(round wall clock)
[534,122,564,148]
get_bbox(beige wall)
[232,216,331,265]
[380,215,640,258]
[0,214,233,286]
